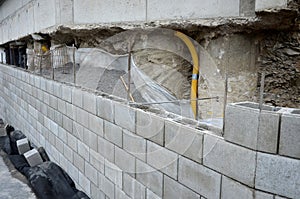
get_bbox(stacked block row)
[0,64,299,199]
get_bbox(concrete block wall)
[0,64,299,199]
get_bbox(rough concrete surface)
[0,151,36,199]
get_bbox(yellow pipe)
[174,31,199,119]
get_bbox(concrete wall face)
[0,64,299,199]
[0,0,290,45]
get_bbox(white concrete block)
[89,149,105,174]
[74,152,85,173]
[255,0,287,11]
[178,156,221,199]
[165,120,203,163]
[146,189,161,199]
[77,140,90,161]
[104,159,123,188]
[72,87,83,107]
[85,161,98,185]
[224,103,259,150]
[83,128,98,152]
[114,102,136,132]
[136,159,163,197]
[136,110,164,146]
[24,148,43,167]
[98,172,115,199]
[147,141,178,180]
[104,121,123,148]
[115,146,136,174]
[279,113,300,159]
[88,114,104,137]
[221,176,253,199]
[16,138,30,154]
[255,153,300,199]
[123,129,146,161]
[255,191,274,199]
[78,171,91,196]
[97,97,114,122]
[164,175,200,199]
[115,188,131,199]
[123,173,146,199]
[83,92,97,114]
[98,136,115,163]
[91,183,106,199]
[203,134,256,187]
[62,85,72,103]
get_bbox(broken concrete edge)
[1,6,299,47]
[224,101,300,159]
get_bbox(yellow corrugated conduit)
[174,31,199,119]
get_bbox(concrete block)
[115,188,131,199]
[16,138,30,154]
[97,97,114,122]
[221,176,253,199]
[55,136,64,154]
[279,113,300,159]
[85,161,98,185]
[57,99,66,115]
[98,136,115,163]
[83,92,97,114]
[257,111,280,154]
[255,0,287,11]
[178,156,221,199]
[115,146,136,174]
[147,0,240,21]
[74,152,85,173]
[98,172,115,199]
[67,160,79,184]
[77,140,90,161]
[76,108,89,128]
[255,191,274,199]
[123,173,146,199]
[88,114,104,137]
[255,153,300,199]
[136,110,164,146]
[136,159,163,197]
[62,115,73,133]
[62,85,72,103]
[123,129,146,161]
[67,133,77,152]
[165,120,203,163]
[224,103,259,150]
[90,149,105,174]
[91,183,106,199]
[164,175,200,199]
[104,121,123,147]
[72,87,83,107]
[114,102,136,132]
[146,189,161,199]
[146,141,178,180]
[73,121,84,141]
[63,144,73,162]
[104,159,123,188]
[24,148,44,167]
[78,171,91,196]
[83,128,98,152]
[203,134,256,187]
